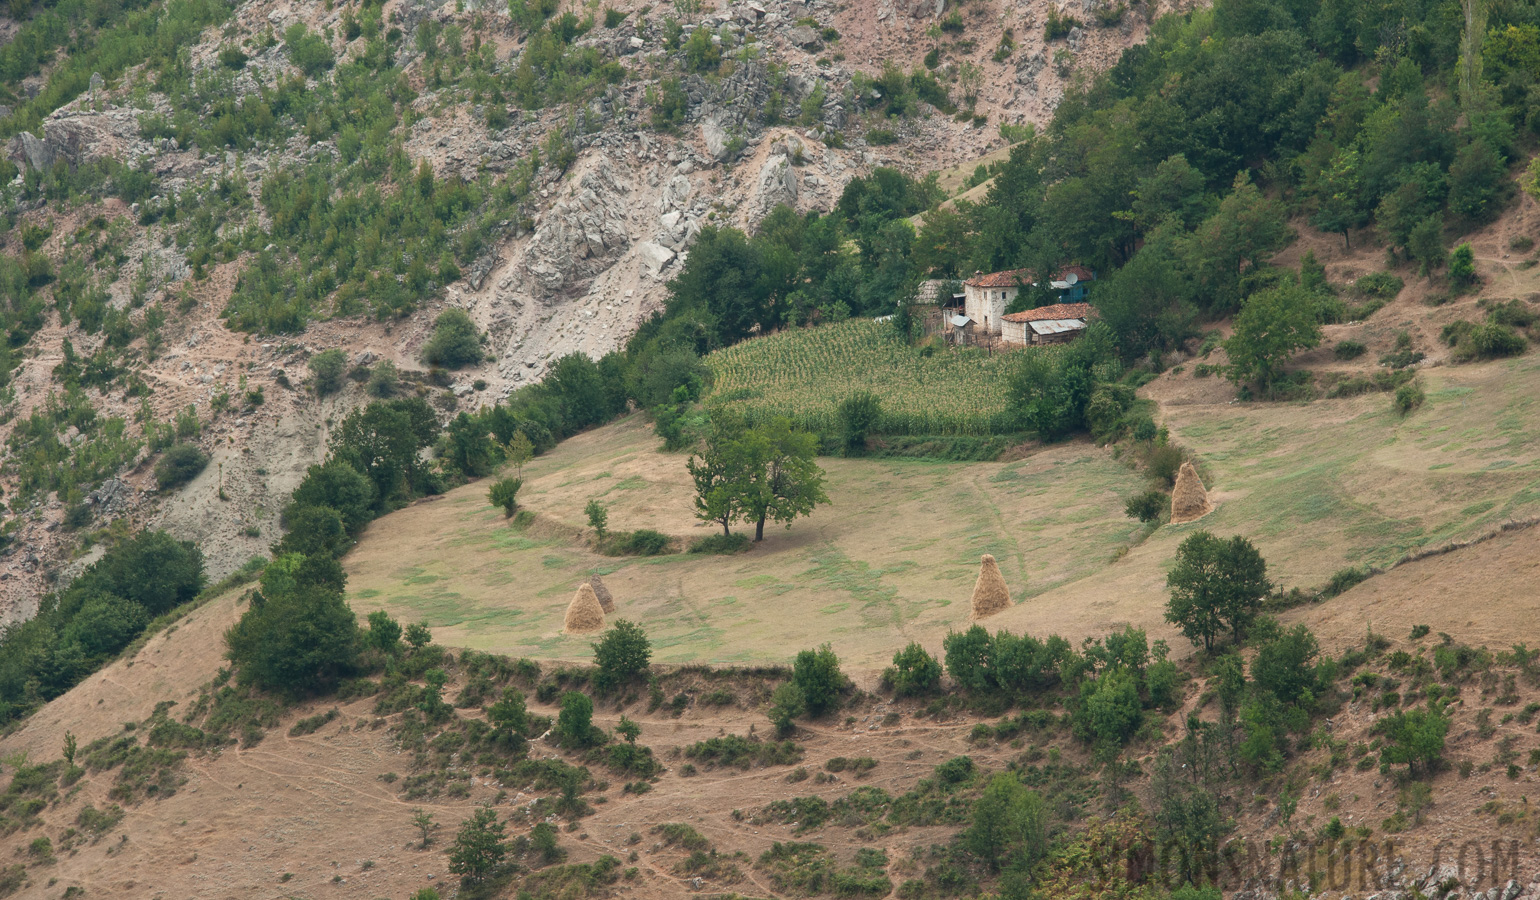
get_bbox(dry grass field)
[344,350,1540,668]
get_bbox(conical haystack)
[564,582,606,633]
[588,574,615,614]
[970,554,1011,619]
[1170,461,1214,524]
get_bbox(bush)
[1353,272,1404,299]
[883,642,942,698]
[1333,340,1366,360]
[838,392,882,455]
[608,529,671,556]
[308,348,349,395]
[155,443,209,489]
[592,620,651,692]
[1376,706,1449,775]
[225,583,360,695]
[963,773,1046,873]
[792,644,845,716]
[367,360,400,397]
[866,128,898,146]
[1393,380,1426,414]
[1044,6,1080,39]
[421,309,484,369]
[767,683,806,737]
[689,533,752,554]
[556,691,604,749]
[1124,489,1166,523]
[488,477,523,517]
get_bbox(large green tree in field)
[1165,531,1270,651]
[1223,282,1322,390]
[688,412,828,539]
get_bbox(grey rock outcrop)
[523,155,633,301]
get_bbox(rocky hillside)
[0,0,1170,613]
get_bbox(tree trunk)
[1342,229,1351,251]
[755,516,766,542]
[721,519,731,537]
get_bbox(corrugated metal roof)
[950,314,973,327]
[1028,318,1089,335]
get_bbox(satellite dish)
[1063,272,1078,286]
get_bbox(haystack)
[564,582,605,633]
[1170,461,1214,524]
[588,574,615,614]
[970,554,1011,619]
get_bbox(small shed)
[1000,302,1095,346]
[948,313,974,345]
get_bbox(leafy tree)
[308,348,349,395]
[154,443,209,489]
[615,715,641,744]
[59,591,149,660]
[1224,281,1322,389]
[367,360,399,397]
[274,504,349,558]
[1377,706,1449,776]
[555,691,604,748]
[488,477,523,517]
[792,644,845,716]
[290,458,377,532]
[488,687,530,737]
[591,620,651,692]
[1250,624,1320,705]
[225,583,359,695]
[421,309,484,369]
[1446,139,1506,223]
[365,610,402,653]
[77,530,204,616]
[284,22,334,77]
[943,625,995,694]
[503,430,535,477]
[1449,243,1477,287]
[330,399,437,503]
[1079,666,1143,746]
[963,774,1046,873]
[1406,214,1446,275]
[585,499,608,539]
[767,682,806,737]
[740,418,828,541]
[448,807,506,884]
[687,412,755,536]
[411,809,437,849]
[1308,148,1368,249]
[884,642,942,698]
[1164,531,1270,651]
[837,392,882,455]
[1186,172,1291,313]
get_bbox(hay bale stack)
[588,574,615,614]
[970,554,1011,619]
[1170,461,1214,524]
[563,583,605,633]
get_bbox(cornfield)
[705,320,1019,435]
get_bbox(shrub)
[225,583,360,695]
[793,644,845,716]
[1376,706,1449,775]
[1353,272,1404,299]
[155,443,209,489]
[556,691,604,749]
[609,529,671,556]
[1145,444,1184,485]
[963,773,1046,873]
[421,309,484,369]
[488,477,523,517]
[592,620,651,693]
[448,806,506,884]
[1044,6,1080,39]
[367,360,400,397]
[768,683,806,736]
[689,533,752,554]
[1333,340,1366,360]
[1450,243,1477,287]
[308,348,349,395]
[837,392,882,455]
[1394,380,1426,414]
[883,643,942,698]
[866,128,898,146]
[584,499,608,539]
[1124,489,1166,523]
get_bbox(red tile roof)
[1001,303,1095,323]
[964,268,1033,288]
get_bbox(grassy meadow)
[344,352,1540,668]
